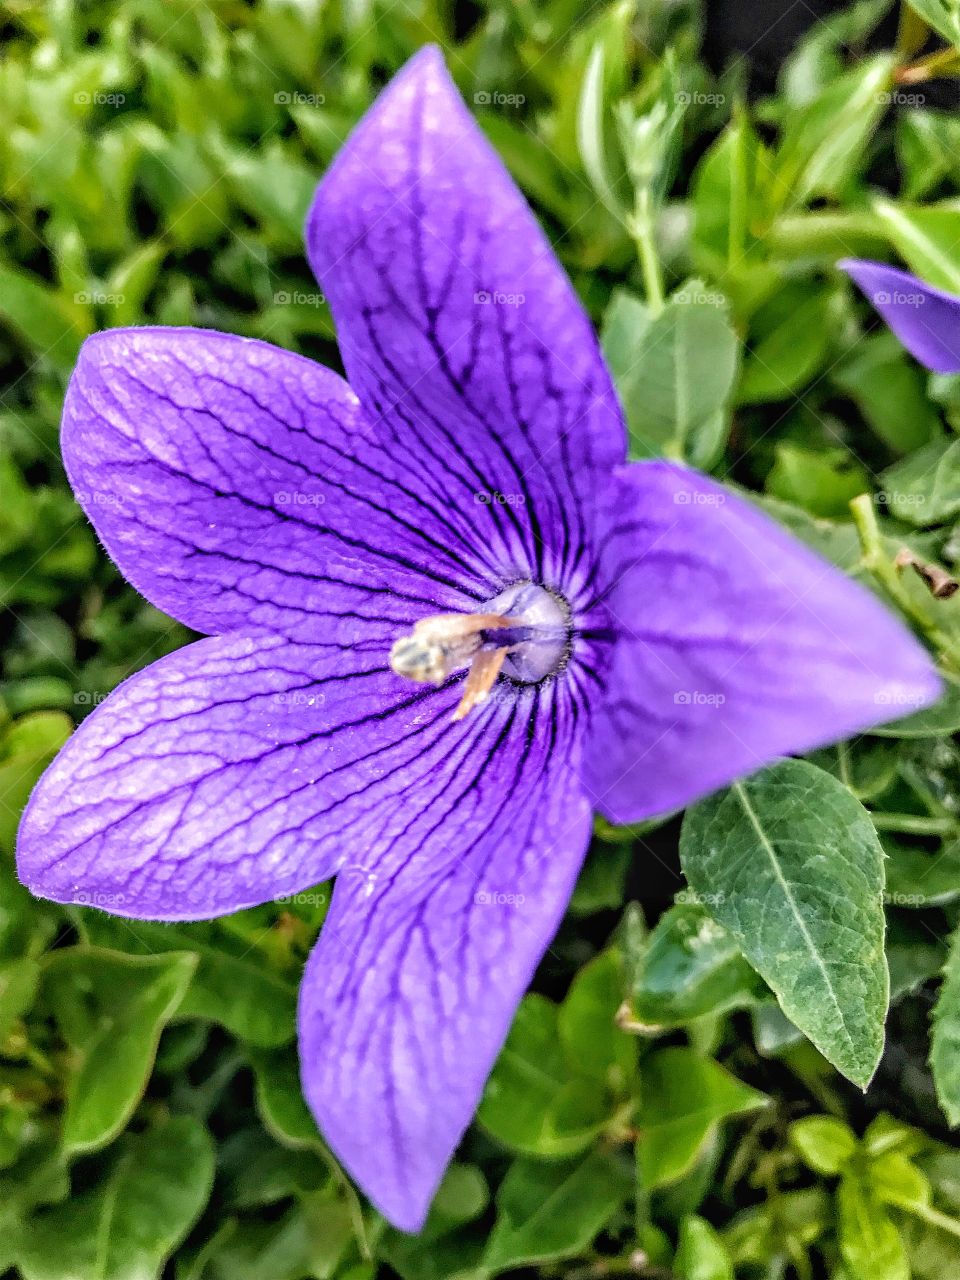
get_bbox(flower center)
[389,582,570,720]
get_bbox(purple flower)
[840,259,960,372]
[18,49,939,1232]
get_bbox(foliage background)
[3,0,960,1276]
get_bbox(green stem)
[902,1200,960,1240]
[871,812,958,836]
[850,493,960,671]
[630,188,664,315]
[836,740,854,791]
[767,211,890,260]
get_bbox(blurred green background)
[5,0,960,1276]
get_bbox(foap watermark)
[474,90,525,107]
[874,689,929,709]
[274,90,326,107]
[674,287,725,307]
[675,887,727,908]
[274,490,326,506]
[474,890,526,906]
[878,492,926,511]
[273,690,326,707]
[676,90,725,106]
[474,289,525,307]
[72,489,125,508]
[887,891,925,908]
[74,690,109,707]
[871,290,925,307]
[876,90,926,108]
[274,891,328,907]
[75,90,126,106]
[74,890,127,907]
[75,291,125,306]
[674,489,725,506]
[674,690,726,707]
[474,490,526,506]
[274,290,325,307]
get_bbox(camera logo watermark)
[674,690,726,707]
[474,90,525,107]
[74,91,126,106]
[474,289,525,307]
[273,290,325,307]
[274,91,326,107]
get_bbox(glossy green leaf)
[872,198,960,294]
[838,1175,910,1280]
[674,1215,735,1280]
[43,947,197,1156]
[628,903,761,1026]
[15,1116,214,1280]
[81,915,297,1047]
[483,1151,630,1272]
[790,1115,857,1175]
[478,994,611,1157]
[637,1047,767,1188]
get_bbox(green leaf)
[790,1115,857,1175]
[831,331,939,453]
[0,957,40,1041]
[81,915,297,1047]
[628,902,761,1026]
[902,0,960,48]
[478,995,610,1157]
[680,758,889,1088]
[0,262,91,374]
[690,113,770,273]
[898,109,960,200]
[576,42,625,221]
[871,1150,932,1211]
[637,1047,768,1188]
[43,947,197,1156]
[878,437,960,528]
[0,712,73,855]
[885,841,960,908]
[931,925,960,1126]
[737,282,835,404]
[872,198,960,294]
[601,281,740,467]
[483,1151,630,1272]
[16,1116,214,1280]
[838,1174,910,1280]
[765,443,870,518]
[872,670,960,736]
[249,1047,323,1149]
[771,56,895,207]
[674,1215,735,1280]
[557,948,635,1086]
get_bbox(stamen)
[389,585,571,720]
[390,612,518,690]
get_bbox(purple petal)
[582,462,941,824]
[17,633,486,920]
[305,46,625,586]
[62,327,502,640]
[840,259,960,373]
[298,691,592,1232]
